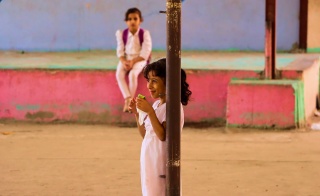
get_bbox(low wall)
[0,69,261,125]
[184,70,261,124]
[0,70,146,124]
[226,80,304,129]
[0,52,318,127]
[226,57,319,129]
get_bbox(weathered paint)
[0,69,262,124]
[0,70,149,123]
[0,51,318,125]
[0,0,299,51]
[16,104,40,111]
[183,70,261,123]
[25,111,55,120]
[226,80,304,129]
[166,1,182,193]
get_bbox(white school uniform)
[140,100,184,196]
[115,28,152,99]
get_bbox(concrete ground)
[1,51,320,195]
[1,123,320,196]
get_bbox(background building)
[0,0,319,52]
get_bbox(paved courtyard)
[1,123,320,195]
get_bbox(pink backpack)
[122,28,151,64]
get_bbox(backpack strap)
[138,29,151,64]
[122,28,144,46]
[138,28,144,46]
[122,28,129,46]
[122,28,151,64]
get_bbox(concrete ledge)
[0,69,145,124]
[0,51,318,126]
[281,57,319,119]
[226,80,305,129]
[0,69,261,124]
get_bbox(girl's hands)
[128,97,153,115]
[127,57,143,71]
[128,98,138,114]
[120,57,131,71]
[121,57,144,71]
[136,97,153,114]
[128,60,134,70]
[123,61,132,71]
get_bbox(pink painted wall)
[0,70,149,123]
[226,82,296,128]
[0,69,261,124]
[184,70,261,124]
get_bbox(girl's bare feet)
[123,97,131,113]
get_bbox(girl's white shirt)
[116,28,152,61]
[144,100,184,137]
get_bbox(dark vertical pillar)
[299,0,308,50]
[166,0,181,195]
[265,0,277,79]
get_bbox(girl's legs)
[128,60,146,98]
[116,61,131,112]
[116,60,146,112]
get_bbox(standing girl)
[115,7,152,112]
[129,58,192,195]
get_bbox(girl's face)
[147,71,166,100]
[126,13,141,32]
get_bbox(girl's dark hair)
[143,58,192,106]
[124,7,143,22]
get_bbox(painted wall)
[307,0,320,52]
[0,70,143,123]
[0,69,261,124]
[226,58,320,129]
[1,58,318,125]
[0,0,299,51]
[226,80,300,129]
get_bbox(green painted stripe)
[16,104,40,111]
[230,79,301,85]
[0,51,301,71]
[307,48,320,53]
[292,81,305,127]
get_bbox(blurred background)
[2,0,318,52]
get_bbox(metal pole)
[299,0,308,50]
[166,0,181,195]
[265,0,276,79]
